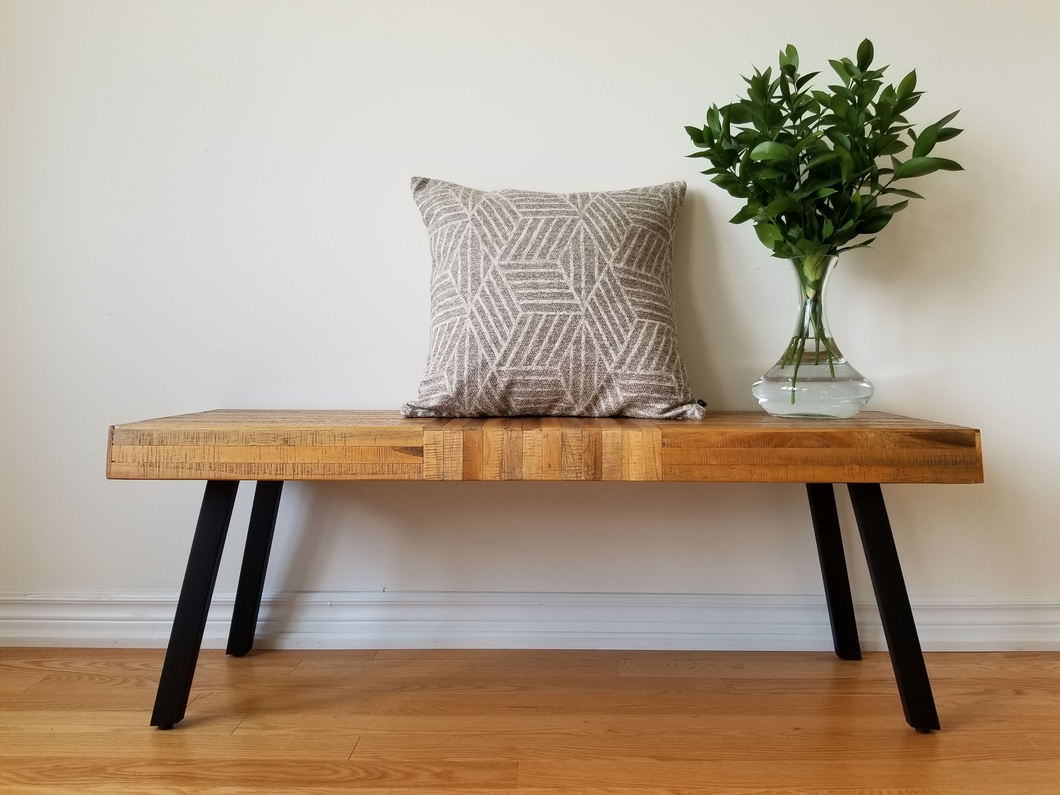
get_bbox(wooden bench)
[107,410,984,732]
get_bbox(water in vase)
[752,255,874,419]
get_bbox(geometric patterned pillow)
[401,177,706,419]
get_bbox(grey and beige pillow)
[402,177,705,419]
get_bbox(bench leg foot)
[806,484,861,661]
[227,481,283,657]
[151,480,239,729]
[848,483,940,732]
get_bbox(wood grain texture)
[107,410,983,483]
[1,648,1057,794]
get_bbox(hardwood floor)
[1,648,1058,793]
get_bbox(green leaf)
[754,223,783,246]
[730,204,760,224]
[883,188,925,199]
[897,69,917,99]
[912,123,938,158]
[801,176,841,194]
[822,218,834,238]
[749,141,792,161]
[765,197,800,217]
[755,167,787,179]
[936,110,960,127]
[837,237,876,253]
[779,44,799,74]
[936,126,963,142]
[828,59,851,84]
[806,151,838,169]
[684,125,705,145]
[857,39,874,71]
[876,199,909,215]
[792,131,824,154]
[858,214,893,234]
[816,187,838,198]
[727,102,754,124]
[825,129,851,151]
[795,71,820,90]
[878,138,907,155]
[835,144,855,182]
[894,157,964,179]
[706,106,722,136]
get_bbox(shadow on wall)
[671,188,722,406]
[260,480,822,617]
[670,188,763,409]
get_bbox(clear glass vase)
[751,255,873,418]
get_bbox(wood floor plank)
[0,709,243,735]
[351,721,1045,763]
[516,759,964,789]
[190,683,740,717]
[1,731,360,760]
[1,648,1057,793]
[289,658,624,682]
[0,757,517,789]
[941,758,1060,790]
[0,670,48,691]
[0,789,1037,795]
[617,651,894,679]
[371,649,619,664]
[231,711,950,736]
[723,676,1060,698]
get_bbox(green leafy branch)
[685,39,963,259]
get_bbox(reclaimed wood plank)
[107,410,983,484]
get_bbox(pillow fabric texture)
[402,177,705,419]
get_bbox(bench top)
[107,410,983,484]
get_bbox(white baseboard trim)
[0,591,1057,651]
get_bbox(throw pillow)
[402,177,705,419]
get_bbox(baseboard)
[0,591,1057,651]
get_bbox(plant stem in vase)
[752,255,873,418]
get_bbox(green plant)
[686,39,962,262]
[686,39,963,403]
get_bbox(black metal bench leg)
[151,480,239,729]
[847,483,940,732]
[226,481,283,657]
[806,484,862,661]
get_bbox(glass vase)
[751,255,873,418]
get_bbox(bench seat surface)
[107,410,983,484]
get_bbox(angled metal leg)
[806,484,862,661]
[151,480,239,729]
[226,481,283,657]
[848,483,940,732]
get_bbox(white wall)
[1,0,1058,648]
